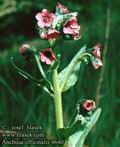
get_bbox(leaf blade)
[67,108,101,147]
[11,57,53,97]
[58,46,86,92]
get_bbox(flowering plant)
[11,3,102,147]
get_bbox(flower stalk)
[34,54,46,79]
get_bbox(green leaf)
[58,46,86,92]
[11,57,53,97]
[57,120,82,140]
[11,57,42,83]
[59,64,81,91]
[66,108,101,147]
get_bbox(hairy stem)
[52,68,64,129]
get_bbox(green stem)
[34,54,46,79]
[60,61,79,91]
[79,53,91,59]
[52,68,64,129]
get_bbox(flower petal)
[35,13,42,21]
[40,54,46,62]
[46,58,52,65]
[63,17,80,40]
[93,43,101,58]
[82,99,96,111]
[39,48,56,65]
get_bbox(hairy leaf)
[58,46,86,92]
[11,57,53,97]
[67,108,101,147]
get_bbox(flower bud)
[77,99,96,116]
[82,100,96,111]
[19,44,30,56]
[56,2,69,14]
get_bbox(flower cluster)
[19,3,102,69]
[35,3,80,65]
[35,3,80,41]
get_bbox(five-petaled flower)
[82,99,96,111]
[56,2,69,14]
[63,17,80,40]
[19,44,30,55]
[35,9,54,28]
[39,48,56,65]
[93,43,101,58]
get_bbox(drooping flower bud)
[89,43,103,69]
[39,48,56,65]
[82,100,96,111]
[56,2,69,14]
[19,44,30,56]
[77,99,96,117]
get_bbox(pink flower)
[93,43,101,58]
[56,2,69,14]
[39,48,56,65]
[40,28,60,40]
[47,29,60,40]
[63,17,80,40]
[35,9,54,28]
[19,44,30,55]
[92,58,103,69]
[82,100,96,111]
[91,43,102,69]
